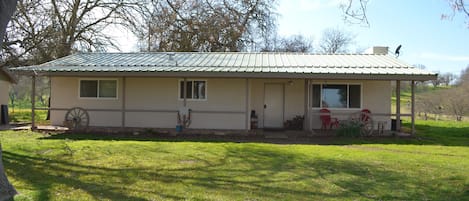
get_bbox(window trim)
[178,79,208,101]
[311,82,362,109]
[78,78,119,99]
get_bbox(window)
[80,79,117,98]
[311,84,361,108]
[179,80,206,100]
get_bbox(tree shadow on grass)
[4,144,467,200]
[3,151,183,201]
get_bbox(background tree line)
[415,66,469,121]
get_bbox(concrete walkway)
[0,124,69,132]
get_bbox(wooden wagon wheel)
[64,107,89,130]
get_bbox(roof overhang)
[10,70,437,81]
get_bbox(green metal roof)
[10,52,437,80]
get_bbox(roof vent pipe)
[167,53,175,61]
[167,53,178,66]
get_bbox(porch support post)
[304,79,310,131]
[121,76,126,129]
[396,80,401,132]
[31,73,36,130]
[245,78,250,131]
[183,78,187,107]
[411,80,415,135]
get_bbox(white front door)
[264,83,284,128]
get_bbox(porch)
[25,77,417,135]
[303,80,417,135]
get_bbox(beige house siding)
[363,80,392,130]
[0,71,12,107]
[51,77,249,129]
[126,78,178,110]
[0,79,9,106]
[0,72,10,124]
[284,80,306,121]
[126,77,248,129]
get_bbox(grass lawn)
[8,109,49,125]
[1,120,468,201]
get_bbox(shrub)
[336,120,361,137]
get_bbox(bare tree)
[341,0,369,25]
[128,0,278,52]
[278,35,313,52]
[416,67,469,121]
[442,0,469,27]
[445,65,469,121]
[416,91,445,120]
[430,72,457,87]
[318,28,355,54]
[440,72,456,86]
[262,34,313,53]
[444,86,469,121]
[2,0,141,66]
[457,65,469,85]
[343,0,469,27]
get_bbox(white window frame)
[178,79,208,101]
[311,83,362,109]
[79,78,118,99]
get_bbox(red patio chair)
[360,109,371,123]
[320,108,339,130]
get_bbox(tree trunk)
[1,1,19,200]
[0,144,17,201]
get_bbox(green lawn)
[1,120,468,201]
[8,109,49,125]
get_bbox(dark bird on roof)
[395,45,402,57]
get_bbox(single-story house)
[0,67,15,124]
[10,47,437,133]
